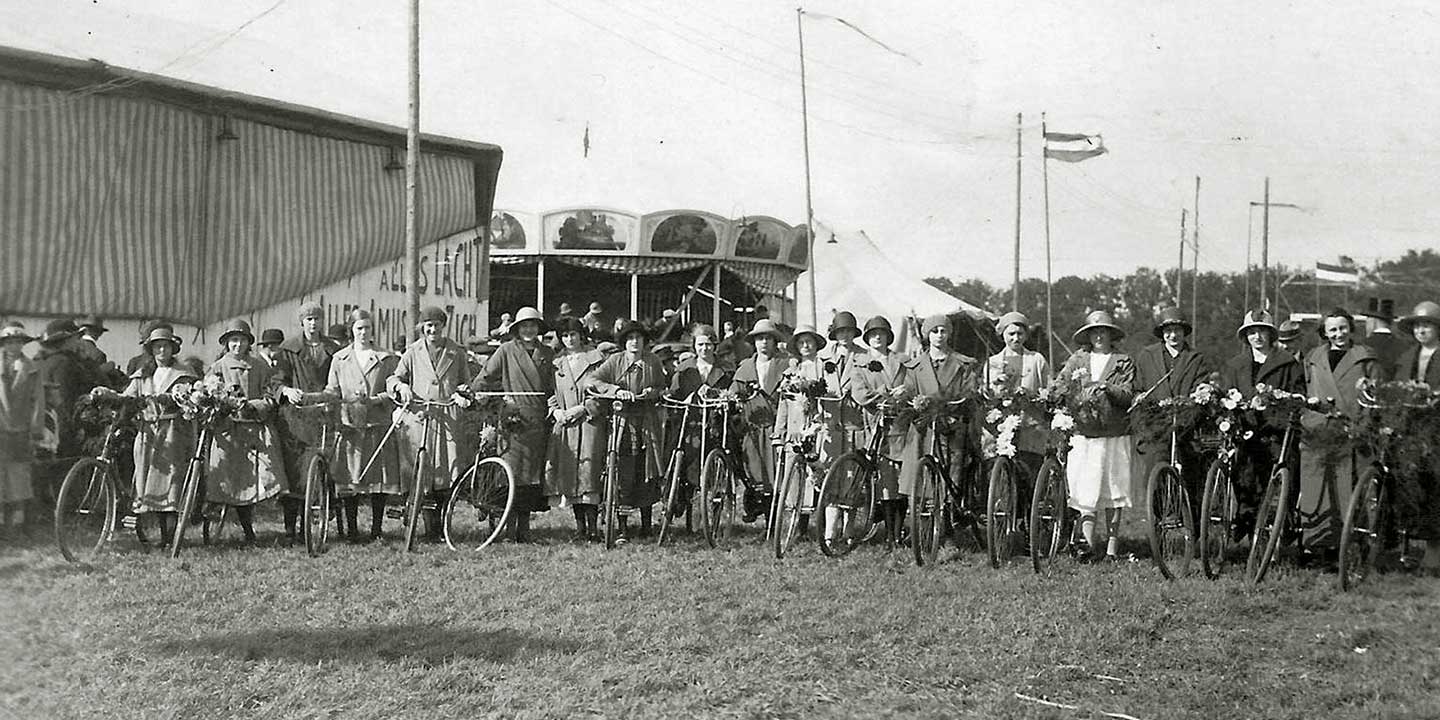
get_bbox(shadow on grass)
[157,624,580,665]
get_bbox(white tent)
[794,223,991,331]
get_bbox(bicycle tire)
[1339,466,1386,592]
[54,458,117,563]
[816,452,876,558]
[169,455,204,559]
[1245,466,1292,585]
[303,455,331,557]
[444,457,516,551]
[1146,463,1196,580]
[402,448,426,553]
[657,447,687,546]
[911,456,948,567]
[603,447,620,550]
[986,458,1020,569]
[1198,458,1237,579]
[772,454,806,559]
[1028,455,1067,574]
[698,449,737,549]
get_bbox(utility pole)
[1191,176,1200,331]
[405,0,421,335]
[796,8,817,325]
[1176,209,1186,308]
[1013,112,1022,311]
[1260,177,1270,310]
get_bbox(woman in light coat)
[547,317,606,541]
[123,326,196,546]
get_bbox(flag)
[582,123,590,158]
[1044,131,1106,163]
[802,11,921,65]
[1315,261,1360,285]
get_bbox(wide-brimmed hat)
[747,319,782,341]
[1072,311,1124,345]
[297,301,324,321]
[1152,307,1192,338]
[0,322,34,343]
[257,328,285,346]
[418,306,448,326]
[862,316,894,344]
[1398,301,1440,335]
[1276,319,1302,341]
[994,311,1030,334]
[40,318,80,345]
[553,316,587,338]
[218,318,254,346]
[1235,310,1277,339]
[828,311,859,339]
[615,319,651,342]
[142,326,182,352]
[790,324,827,351]
[510,306,547,336]
[76,315,108,335]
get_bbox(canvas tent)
[797,222,988,321]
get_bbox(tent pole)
[656,263,714,342]
[630,273,639,319]
[713,263,722,329]
[1041,112,1053,367]
[1191,175,1200,332]
[797,8,818,327]
[404,0,421,337]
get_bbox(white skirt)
[1065,435,1135,513]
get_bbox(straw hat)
[1072,310,1124,345]
[1277,319,1304,342]
[1235,310,1277,339]
[510,306,547,336]
[1397,301,1440,335]
[218,318,254,346]
[1151,307,1193,338]
[790,324,827,351]
[0,322,34,343]
[747,319,782,341]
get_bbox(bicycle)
[909,399,979,567]
[1145,406,1199,580]
[54,392,146,562]
[169,398,246,559]
[814,405,895,558]
[695,394,772,549]
[1028,426,1074,574]
[290,399,356,557]
[1197,428,1241,579]
[657,393,719,545]
[368,396,462,553]
[770,392,842,559]
[442,391,532,552]
[986,448,1038,569]
[1243,407,1306,585]
[591,391,663,549]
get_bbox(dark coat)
[1134,343,1212,403]
[1219,348,1305,398]
[1365,331,1404,379]
[669,357,732,400]
[1059,350,1136,438]
[279,335,340,392]
[1393,344,1440,386]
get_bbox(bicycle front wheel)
[1198,458,1238,579]
[911,456,948,567]
[1029,455,1068,574]
[772,455,806,559]
[1339,467,1386,592]
[444,457,516,551]
[54,458,118,563]
[169,456,204,559]
[402,449,426,553]
[1146,462,1195,580]
[657,447,688,546]
[1245,467,1292,585]
[986,458,1021,569]
[698,449,737,549]
[816,452,876,558]
[303,455,331,557]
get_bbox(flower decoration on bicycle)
[173,375,248,422]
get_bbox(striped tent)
[0,47,502,326]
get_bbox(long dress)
[478,339,555,512]
[588,350,667,507]
[317,345,402,496]
[547,348,606,506]
[0,355,45,505]
[777,357,824,505]
[1061,349,1137,514]
[730,353,788,492]
[899,351,979,496]
[1299,343,1380,548]
[844,350,908,499]
[205,353,288,506]
[388,338,472,494]
[124,365,196,513]
[982,349,1051,460]
[819,342,866,459]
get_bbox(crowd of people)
[5,296,1440,573]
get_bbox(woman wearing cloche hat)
[0,322,44,533]
[981,311,1052,472]
[1388,300,1440,572]
[205,318,289,544]
[118,325,197,546]
[1058,310,1138,562]
[586,319,668,542]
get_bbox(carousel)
[485,207,808,338]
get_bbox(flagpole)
[1176,209,1186,308]
[1191,176,1200,331]
[404,0,421,336]
[1041,112,1053,367]
[1260,177,1270,311]
[797,7,818,326]
[1013,112,1022,312]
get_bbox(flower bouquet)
[981,381,1048,459]
[173,375,247,423]
[1129,381,1221,452]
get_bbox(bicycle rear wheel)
[603,448,620,550]
[816,452,876,558]
[1146,463,1196,580]
[772,455,806,559]
[54,458,118,563]
[1198,458,1238,579]
[911,457,948,567]
[1245,467,1292,585]
[444,457,516,551]
[1339,467,1386,592]
[986,458,1021,569]
[657,447,688,546]
[1029,455,1068,573]
[402,449,426,553]
[303,456,331,557]
[169,456,204,559]
[698,449,737,549]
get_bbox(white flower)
[1050,411,1074,431]
[985,409,1003,424]
[1221,397,1238,411]
[1254,383,1270,395]
[1218,419,1232,433]
[1072,369,1087,381]
[1249,395,1268,411]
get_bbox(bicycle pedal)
[121,515,140,531]
[385,508,405,520]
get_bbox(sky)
[4,0,1440,289]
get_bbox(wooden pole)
[797,8,818,326]
[1244,205,1253,311]
[404,0,421,337]
[1041,112,1053,367]
[1260,177,1270,310]
[1013,112,1022,312]
[1176,209,1186,308]
[536,258,546,309]
[1191,176,1200,331]
[712,263,721,329]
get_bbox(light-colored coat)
[478,340,555,495]
[548,348,606,503]
[1299,343,1380,548]
[730,353,788,490]
[205,353,287,506]
[318,345,402,496]
[0,354,46,504]
[844,350,909,498]
[124,365,196,513]
[389,338,472,492]
[899,351,978,496]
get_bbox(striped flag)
[1044,131,1107,163]
[1315,261,1360,286]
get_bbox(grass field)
[1,509,1438,719]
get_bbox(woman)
[1391,301,1440,572]
[312,309,401,543]
[1059,310,1136,561]
[982,311,1051,466]
[730,319,788,523]
[588,320,667,542]
[776,324,827,531]
[206,319,288,544]
[547,317,606,541]
[820,311,866,457]
[837,316,910,547]
[123,325,197,546]
[1299,307,1380,557]
[667,324,732,516]
[1218,310,1305,536]
[477,306,555,543]
[388,306,474,543]
[0,322,44,534]
[898,315,979,540]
